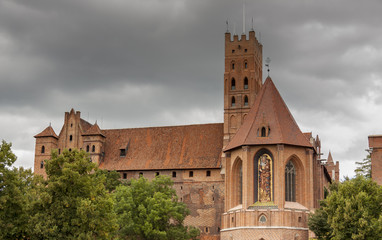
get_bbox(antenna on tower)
[265,57,271,76]
[242,1,246,34]
[251,17,254,31]
[226,19,229,33]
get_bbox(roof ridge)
[101,122,223,132]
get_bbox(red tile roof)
[224,77,312,151]
[34,125,58,139]
[99,123,223,171]
[83,123,105,137]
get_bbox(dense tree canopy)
[28,149,118,239]
[309,176,382,240]
[355,154,371,178]
[114,175,200,240]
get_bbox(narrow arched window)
[232,63,235,70]
[244,95,249,106]
[285,161,296,202]
[261,127,266,137]
[41,145,45,154]
[231,96,236,107]
[245,62,248,69]
[86,145,89,152]
[40,161,44,169]
[239,163,243,204]
[244,77,248,89]
[92,145,95,152]
[231,78,236,90]
[70,135,73,141]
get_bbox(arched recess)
[254,149,274,203]
[230,115,237,129]
[231,78,236,90]
[231,157,243,207]
[284,155,305,204]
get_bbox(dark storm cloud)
[1,0,382,177]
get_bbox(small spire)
[265,57,271,76]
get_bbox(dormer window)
[231,78,236,90]
[120,149,126,157]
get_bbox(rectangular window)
[120,149,126,157]
[172,171,176,178]
[189,171,193,177]
[206,170,211,177]
[123,173,127,179]
[155,172,160,176]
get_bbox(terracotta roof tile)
[82,123,105,137]
[224,77,312,151]
[99,123,223,171]
[34,126,58,139]
[80,119,92,133]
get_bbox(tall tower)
[223,31,263,148]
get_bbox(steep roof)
[34,125,58,139]
[327,151,333,163]
[82,122,105,137]
[224,77,312,151]
[100,123,223,171]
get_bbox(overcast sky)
[1,0,381,178]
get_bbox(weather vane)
[265,57,271,76]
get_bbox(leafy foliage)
[114,175,200,240]
[28,149,118,239]
[0,140,38,239]
[309,176,382,240]
[355,154,371,178]
[95,169,122,192]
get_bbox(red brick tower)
[369,135,382,185]
[34,125,58,177]
[223,31,263,148]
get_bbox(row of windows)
[231,61,248,70]
[230,77,249,90]
[121,170,212,179]
[231,96,249,107]
[40,145,97,154]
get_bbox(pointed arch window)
[40,161,44,169]
[86,145,90,152]
[285,161,296,202]
[92,145,95,152]
[261,127,266,137]
[244,77,248,89]
[231,96,236,107]
[232,63,235,70]
[41,145,45,154]
[244,95,249,106]
[244,62,248,69]
[231,78,236,90]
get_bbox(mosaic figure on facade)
[258,154,272,202]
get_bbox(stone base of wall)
[220,227,308,240]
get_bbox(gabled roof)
[82,123,105,137]
[34,125,58,139]
[327,151,333,163]
[224,77,312,151]
[99,123,223,171]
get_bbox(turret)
[34,125,58,177]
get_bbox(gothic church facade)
[34,29,338,240]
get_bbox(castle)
[34,29,339,240]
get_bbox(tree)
[0,140,37,239]
[309,176,382,240]
[114,175,200,240]
[28,149,118,239]
[355,154,371,178]
[95,169,122,192]
[308,201,333,240]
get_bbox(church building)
[34,27,338,240]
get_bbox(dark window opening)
[232,63,235,69]
[298,216,302,222]
[172,171,176,178]
[123,173,127,179]
[139,172,143,177]
[70,123,73,127]
[231,78,236,90]
[212,197,214,201]
[92,145,95,152]
[244,95,249,106]
[245,62,248,69]
[69,148,72,152]
[232,49,235,53]
[285,161,296,202]
[244,49,247,52]
[155,172,160,176]
[206,170,211,177]
[41,145,45,154]
[231,96,236,107]
[86,145,89,152]
[218,227,220,232]
[58,149,61,154]
[205,227,209,233]
[232,217,234,222]
[212,185,214,189]
[120,149,126,157]
[244,77,248,89]
[261,127,266,137]
[180,186,183,190]
[69,135,73,141]
[189,171,193,177]
[40,161,44,169]
[180,197,183,202]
